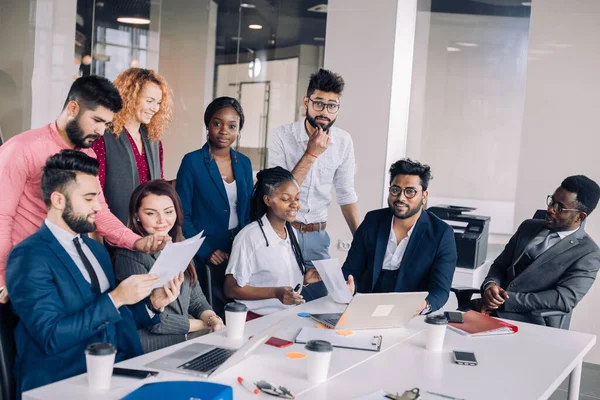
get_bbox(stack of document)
[149,231,205,288]
[448,310,518,336]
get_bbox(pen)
[294,284,301,292]
[237,376,259,395]
[426,391,464,400]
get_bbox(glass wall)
[407,0,531,237]
[71,0,327,171]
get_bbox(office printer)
[427,205,490,269]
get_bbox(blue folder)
[122,381,233,400]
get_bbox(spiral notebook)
[447,310,518,336]
[294,327,382,351]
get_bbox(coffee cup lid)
[85,342,116,356]
[305,340,333,353]
[425,314,448,325]
[225,302,248,312]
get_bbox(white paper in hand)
[311,258,353,304]
[149,231,205,288]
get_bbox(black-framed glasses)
[308,98,340,114]
[255,380,295,399]
[546,195,586,214]
[389,186,419,199]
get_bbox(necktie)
[73,237,101,291]
[527,231,560,260]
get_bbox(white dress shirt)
[268,120,358,224]
[382,217,416,271]
[224,179,239,230]
[225,215,304,315]
[45,219,111,292]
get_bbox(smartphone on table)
[453,351,478,366]
[113,367,159,379]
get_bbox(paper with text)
[312,258,353,304]
[149,231,205,288]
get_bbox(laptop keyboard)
[322,318,340,328]
[178,347,236,373]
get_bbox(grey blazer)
[482,219,600,327]
[114,248,212,352]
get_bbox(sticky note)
[336,330,354,337]
[298,312,311,318]
[315,324,329,329]
[372,304,394,317]
[286,352,306,359]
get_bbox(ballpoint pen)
[237,376,259,395]
[426,391,464,400]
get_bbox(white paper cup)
[85,343,116,391]
[305,340,333,383]
[225,302,248,339]
[424,314,448,351]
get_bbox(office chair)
[451,209,571,330]
[0,302,17,400]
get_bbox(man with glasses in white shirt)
[268,69,359,301]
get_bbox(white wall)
[324,0,418,261]
[158,0,217,180]
[0,0,77,140]
[515,0,600,364]
[407,13,530,235]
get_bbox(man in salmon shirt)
[0,75,170,303]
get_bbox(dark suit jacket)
[482,219,600,327]
[342,208,457,311]
[114,249,212,353]
[6,224,155,397]
[176,143,253,261]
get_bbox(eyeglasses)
[389,186,419,199]
[308,98,340,114]
[546,195,586,214]
[255,380,294,399]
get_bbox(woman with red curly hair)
[92,68,173,225]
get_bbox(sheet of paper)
[149,231,205,288]
[312,258,353,304]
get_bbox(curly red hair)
[111,68,173,142]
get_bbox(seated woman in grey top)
[115,180,224,353]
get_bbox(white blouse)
[225,215,304,315]
[223,179,239,230]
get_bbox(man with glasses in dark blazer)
[478,175,600,327]
[342,159,457,314]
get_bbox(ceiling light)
[447,47,461,52]
[241,3,256,8]
[232,36,243,41]
[529,49,553,55]
[248,24,263,30]
[117,17,150,25]
[521,2,532,6]
[313,37,325,42]
[456,42,478,47]
[546,43,572,48]
[307,4,327,13]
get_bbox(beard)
[306,113,336,132]
[66,115,100,149]
[389,199,422,220]
[63,198,97,234]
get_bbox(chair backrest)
[0,303,17,400]
[532,209,546,220]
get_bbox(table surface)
[23,297,596,400]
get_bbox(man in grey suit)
[480,175,600,327]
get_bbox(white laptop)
[146,321,284,378]
[311,292,428,330]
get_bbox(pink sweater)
[0,122,140,286]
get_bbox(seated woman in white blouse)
[224,167,330,316]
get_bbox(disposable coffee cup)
[305,340,333,383]
[424,314,448,351]
[225,302,248,339]
[85,342,117,391]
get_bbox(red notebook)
[448,310,518,336]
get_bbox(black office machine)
[427,205,490,269]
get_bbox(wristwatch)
[145,297,165,314]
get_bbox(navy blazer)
[176,143,253,260]
[6,224,156,397]
[342,208,457,311]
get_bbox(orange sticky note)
[286,352,306,359]
[336,329,354,337]
[315,323,328,329]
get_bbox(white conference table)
[23,297,595,400]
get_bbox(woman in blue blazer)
[176,97,253,316]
